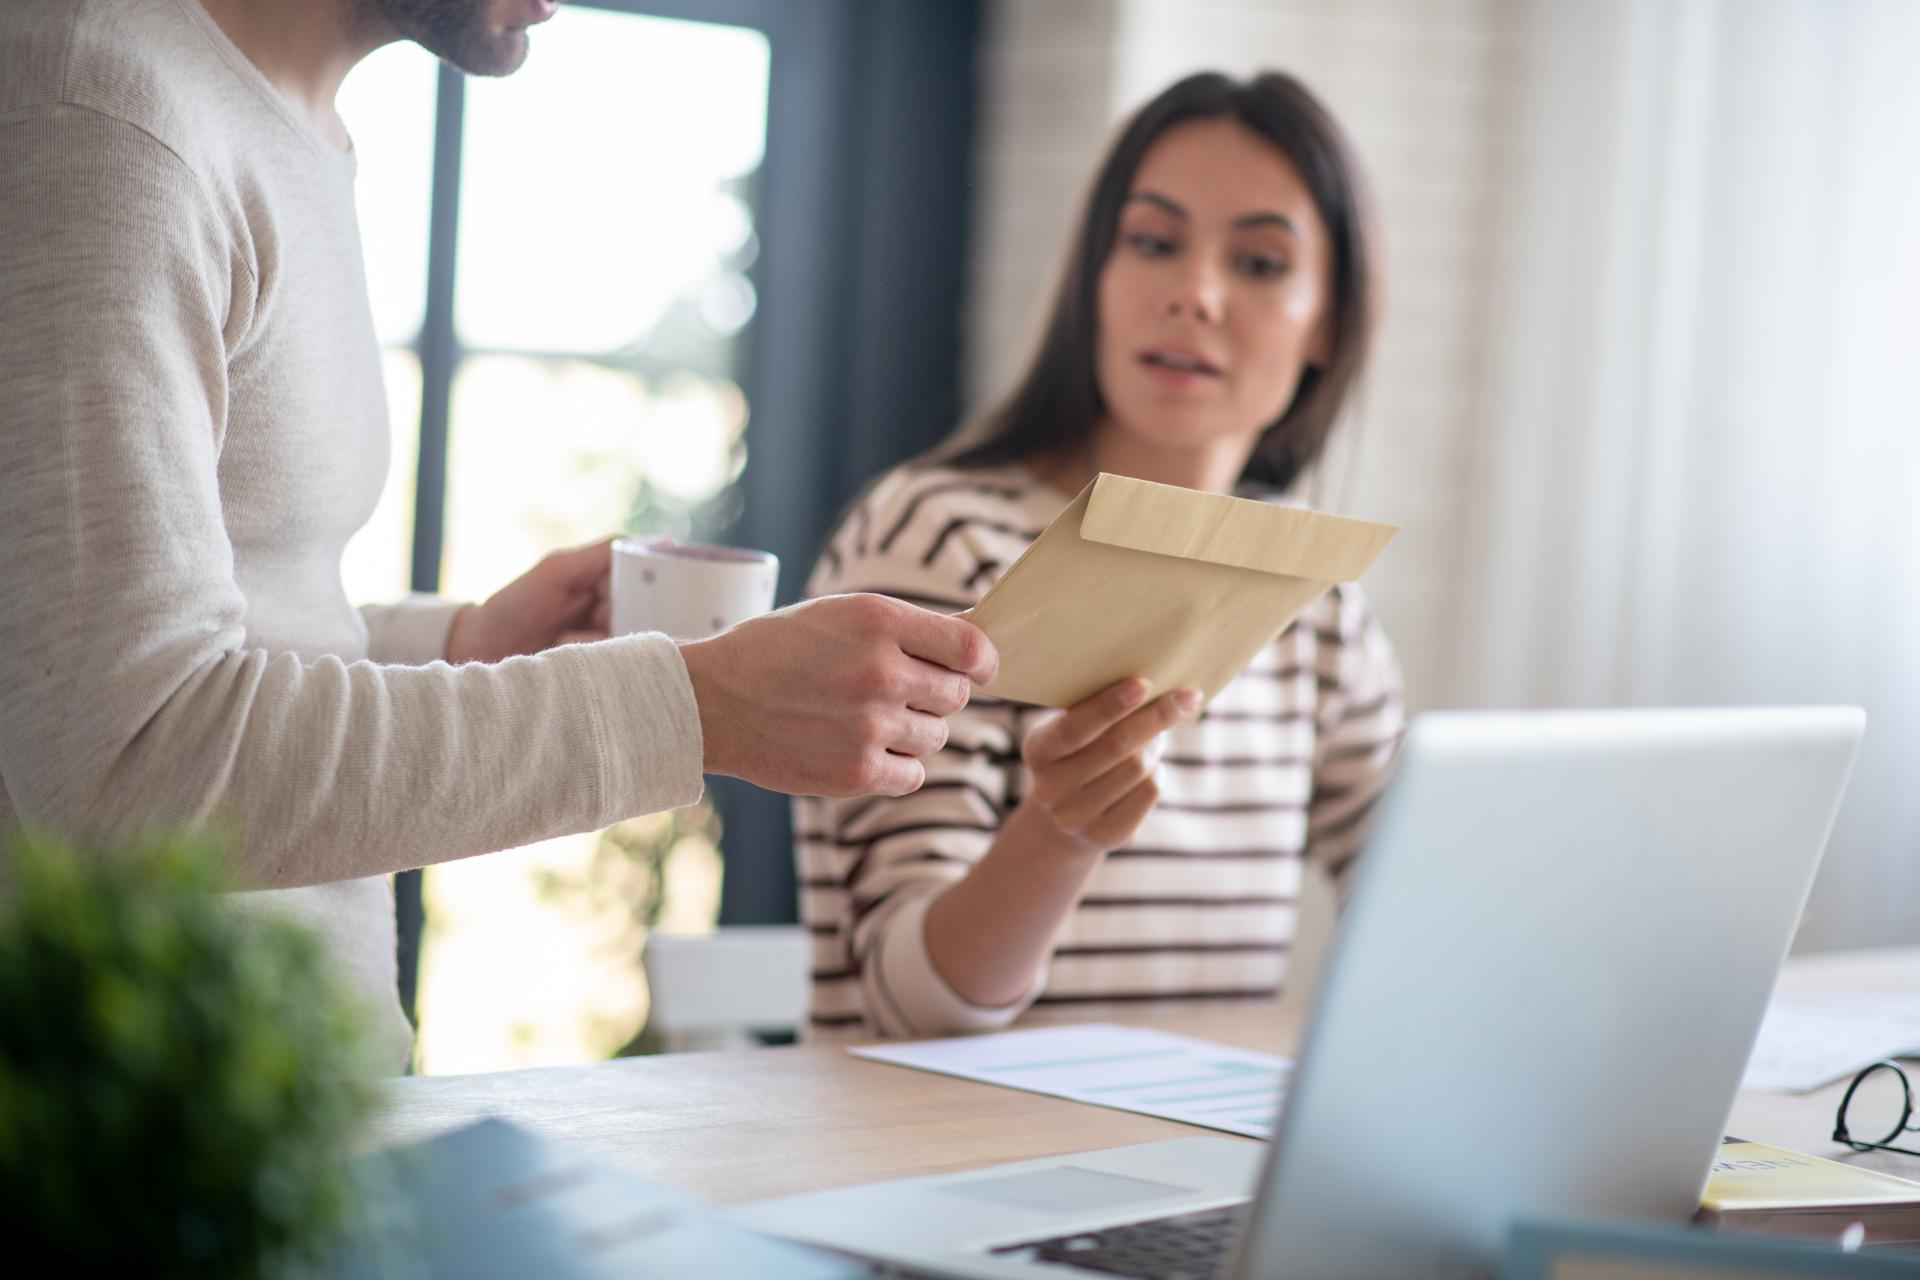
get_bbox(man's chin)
[440,30,531,77]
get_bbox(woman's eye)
[1236,253,1289,280]
[1126,231,1177,258]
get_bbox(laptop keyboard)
[987,1205,1243,1279]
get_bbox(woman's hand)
[443,537,614,665]
[1023,677,1200,854]
[919,677,1201,1008]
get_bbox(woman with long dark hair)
[796,72,1404,1038]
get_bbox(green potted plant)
[0,831,378,1276]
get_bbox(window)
[339,6,773,1074]
[334,0,979,1073]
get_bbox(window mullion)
[397,61,466,1034]
[410,62,467,596]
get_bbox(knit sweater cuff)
[564,631,706,819]
[358,595,470,666]
[869,893,1042,1036]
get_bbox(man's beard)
[363,0,530,77]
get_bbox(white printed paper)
[852,1024,1289,1138]
[1741,998,1920,1093]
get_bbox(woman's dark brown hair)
[944,71,1378,493]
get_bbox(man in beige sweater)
[0,0,996,1068]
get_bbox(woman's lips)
[1139,346,1224,388]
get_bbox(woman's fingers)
[1033,688,1197,799]
[1082,774,1164,850]
[1048,745,1158,833]
[1021,683,1192,853]
[1026,678,1153,763]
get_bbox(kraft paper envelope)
[966,473,1397,709]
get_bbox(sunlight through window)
[338,8,770,1075]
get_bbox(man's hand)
[444,538,613,665]
[678,594,999,797]
[1021,677,1198,854]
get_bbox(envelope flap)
[1080,473,1398,581]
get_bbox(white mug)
[610,537,779,640]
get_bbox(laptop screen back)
[1234,707,1863,1279]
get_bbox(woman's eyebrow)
[1233,211,1299,233]
[1125,191,1187,218]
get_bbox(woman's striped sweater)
[795,462,1405,1040]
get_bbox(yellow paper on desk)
[966,473,1397,709]
[1703,1138,1920,1212]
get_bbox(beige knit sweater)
[0,0,705,1067]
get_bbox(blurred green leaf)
[0,830,378,1276]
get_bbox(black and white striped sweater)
[795,463,1405,1040]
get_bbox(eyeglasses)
[1833,1060,1920,1159]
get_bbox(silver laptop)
[740,707,1864,1279]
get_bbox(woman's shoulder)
[1239,486,1387,645]
[829,460,1050,563]
[861,460,1047,534]
[1298,580,1383,642]
[810,460,1052,601]
[1266,570,1394,683]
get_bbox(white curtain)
[1455,0,1920,949]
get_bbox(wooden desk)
[371,947,1920,1205]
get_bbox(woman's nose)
[1164,259,1225,323]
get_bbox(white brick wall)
[964,0,1527,710]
